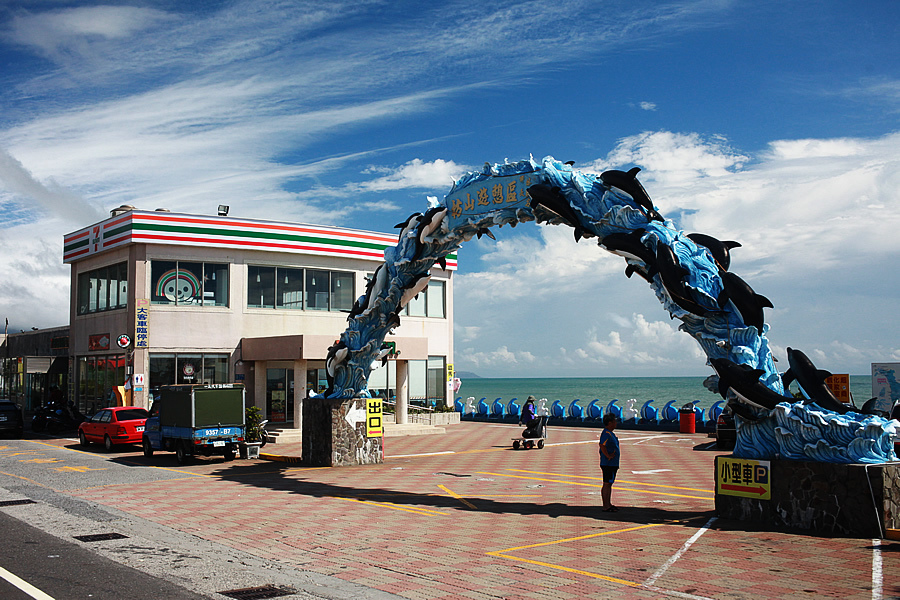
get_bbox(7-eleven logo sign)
[92,226,101,252]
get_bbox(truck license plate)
[212,440,225,447]
[0,416,6,422]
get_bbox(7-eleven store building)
[63,206,456,436]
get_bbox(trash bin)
[679,405,696,434]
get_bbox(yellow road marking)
[508,469,714,494]
[52,466,107,473]
[487,524,662,587]
[333,496,449,516]
[19,458,63,464]
[438,484,478,509]
[476,471,712,500]
[0,470,51,488]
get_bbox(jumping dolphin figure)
[656,242,716,316]
[399,272,431,308]
[783,347,850,414]
[599,167,664,223]
[527,183,588,241]
[416,206,447,247]
[686,233,741,271]
[711,358,787,410]
[599,229,657,281]
[717,271,773,333]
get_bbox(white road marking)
[632,469,673,475]
[0,565,56,600]
[872,538,883,600]
[644,517,717,587]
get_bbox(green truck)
[143,384,246,464]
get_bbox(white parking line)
[0,565,56,600]
[872,538,883,600]
[644,517,717,587]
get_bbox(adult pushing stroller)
[514,396,548,449]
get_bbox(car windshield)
[115,409,149,421]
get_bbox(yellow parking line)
[487,524,661,587]
[476,471,712,500]
[438,484,478,510]
[0,470,52,488]
[508,469,714,494]
[333,496,449,516]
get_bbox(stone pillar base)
[302,397,383,467]
[715,456,900,537]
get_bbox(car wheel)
[79,430,89,447]
[142,437,154,458]
[103,435,113,452]
[224,449,235,461]
[175,441,189,465]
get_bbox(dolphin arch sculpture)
[319,155,897,463]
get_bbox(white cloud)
[358,159,471,192]
[457,345,536,369]
[639,101,657,111]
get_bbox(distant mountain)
[455,371,481,379]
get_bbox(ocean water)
[455,375,874,412]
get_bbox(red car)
[78,407,150,451]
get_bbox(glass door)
[266,368,294,424]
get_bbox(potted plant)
[241,406,264,459]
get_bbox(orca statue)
[399,272,431,309]
[717,271,773,333]
[710,357,788,410]
[656,242,716,317]
[527,183,588,241]
[686,233,741,271]
[599,229,658,282]
[783,347,851,415]
[415,206,447,254]
[599,167,664,223]
[323,340,351,397]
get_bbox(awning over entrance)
[240,334,429,361]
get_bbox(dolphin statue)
[394,212,422,239]
[360,263,389,315]
[656,242,716,316]
[527,183,588,241]
[686,233,741,271]
[599,167,664,223]
[860,397,889,418]
[416,206,447,247]
[599,229,657,281]
[783,347,850,414]
[725,398,764,422]
[399,272,431,308]
[711,357,787,410]
[717,271,773,333]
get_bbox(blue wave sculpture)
[318,155,897,463]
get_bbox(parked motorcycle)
[32,402,85,434]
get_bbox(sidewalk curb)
[258,452,303,464]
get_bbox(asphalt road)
[0,435,402,600]
[0,511,208,600]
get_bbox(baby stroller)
[512,415,548,450]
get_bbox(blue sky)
[0,0,898,378]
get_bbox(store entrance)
[266,367,294,424]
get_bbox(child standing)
[598,413,620,512]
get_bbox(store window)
[400,279,446,318]
[75,354,127,414]
[150,261,228,306]
[248,266,353,312]
[148,353,230,390]
[77,262,128,315]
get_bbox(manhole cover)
[73,533,129,542]
[218,584,294,599]
[0,499,36,507]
